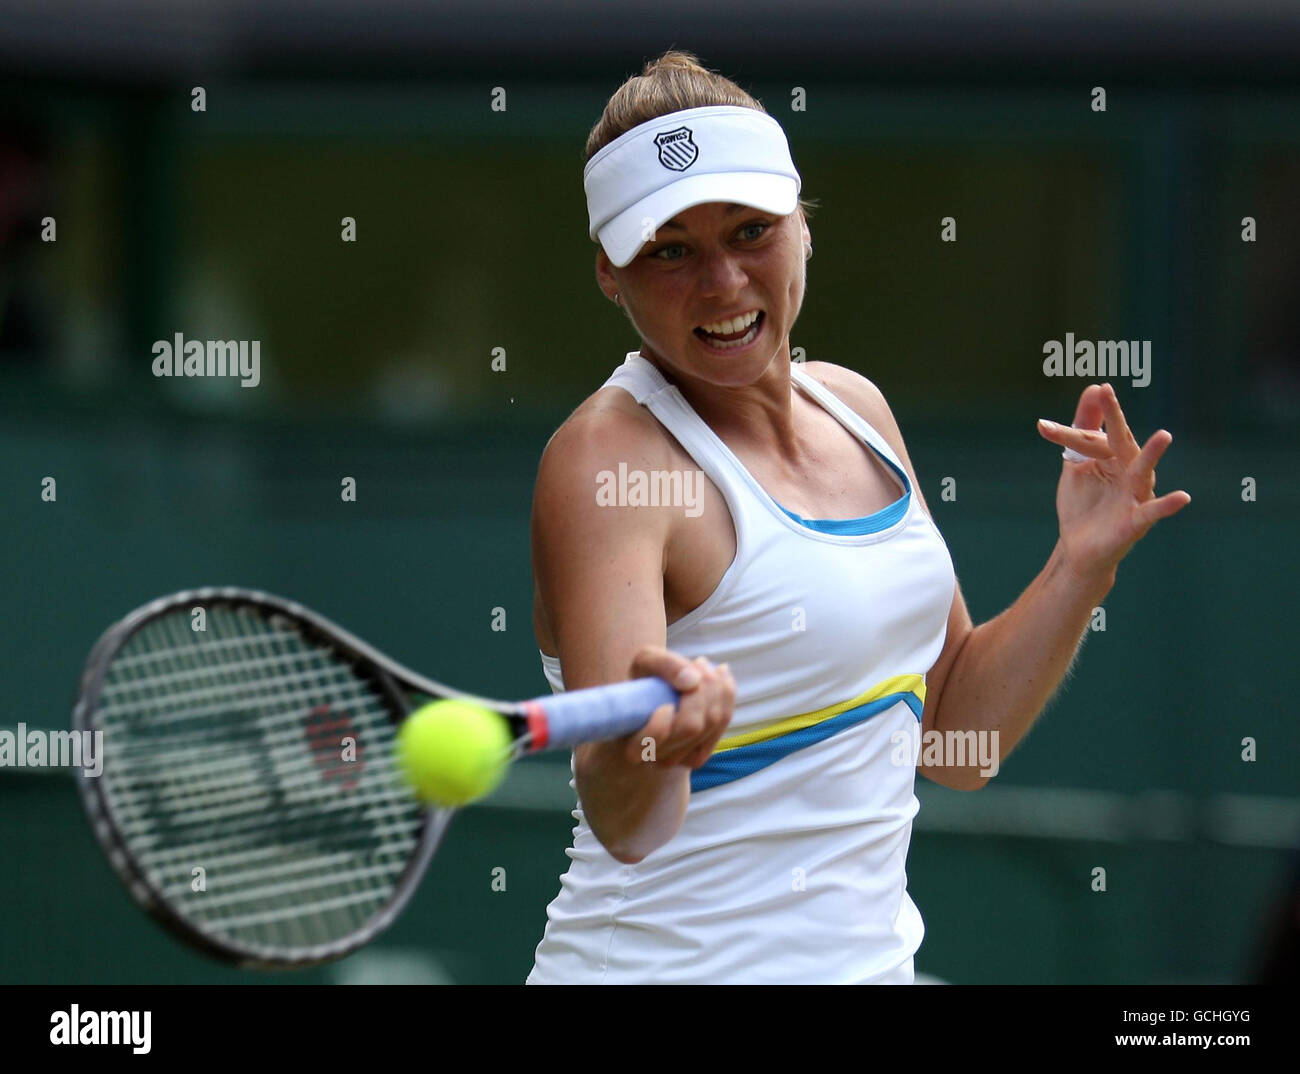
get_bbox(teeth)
[698,310,759,335]
[698,316,761,350]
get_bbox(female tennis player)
[526,51,1190,985]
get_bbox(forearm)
[931,540,1115,783]
[574,740,690,864]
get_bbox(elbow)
[576,784,650,864]
[593,823,660,865]
[594,827,649,864]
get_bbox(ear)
[595,246,619,303]
[800,207,812,250]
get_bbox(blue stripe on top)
[690,690,924,793]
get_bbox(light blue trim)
[774,446,911,535]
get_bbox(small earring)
[613,292,622,306]
[804,246,813,261]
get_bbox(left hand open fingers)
[1038,419,1112,459]
[1099,383,1141,461]
[1138,487,1193,529]
[1070,383,1107,431]
[1130,427,1174,493]
[1129,428,1191,525]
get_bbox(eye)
[738,221,770,241]
[651,243,687,261]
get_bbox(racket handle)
[521,677,679,751]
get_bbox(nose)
[696,244,749,300]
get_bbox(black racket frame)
[71,586,465,970]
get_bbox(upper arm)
[531,406,676,761]
[804,363,975,751]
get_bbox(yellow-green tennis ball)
[395,699,511,806]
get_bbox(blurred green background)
[2,53,1298,983]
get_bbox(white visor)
[584,105,801,267]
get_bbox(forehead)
[658,202,762,231]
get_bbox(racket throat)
[520,701,550,751]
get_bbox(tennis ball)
[394,699,511,806]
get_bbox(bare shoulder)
[538,384,674,481]
[801,360,885,408]
[532,383,683,549]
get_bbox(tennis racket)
[71,586,677,970]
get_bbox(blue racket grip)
[521,677,680,751]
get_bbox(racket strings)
[94,604,427,958]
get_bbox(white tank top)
[527,352,956,984]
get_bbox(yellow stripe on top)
[713,673,927,754]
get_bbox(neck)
[638,344,805,460]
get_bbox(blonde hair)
[585,50,817,220]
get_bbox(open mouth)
[694,310,765,351]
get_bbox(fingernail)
[1038,418,1057,429]
[676,666,701,688]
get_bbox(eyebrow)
[658,203,753,231]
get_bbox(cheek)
[788,259,808,320]
[623,294,671,343]
[639,281,691,330]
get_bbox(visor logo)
[654,127,698,171]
